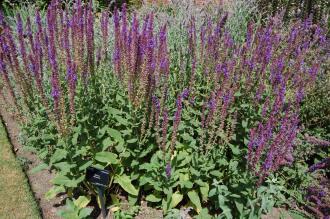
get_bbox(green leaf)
[78,116,89,122]
[288,210,310,219]
[200,183,209,202]
[45,186,65,200]
[242,120,248,128]
[181,180,193,189]
[114,115,129,126]
[114,174,138,196]
[195,208,212,219]
[95,151,119,164]
[30,163,48,174]
[127,138,138,144]
[146,194,162,202]
[54,162,77,174]
[108,107,122,115]
[52,175,77,187]
[229,143,240,155]
[188,190,202,213]
[93,164,106,170]
[72,133,79,145]
[110,194,120,205]
[115,142,124,153]
[210,170,223,177]
[235,201,244,215]
[170,192,183,209]
[57,210,78,219]
[102,137,113,151]
[229,160,239,172]
[50,149,68,164]
[108,128,124,143]
[128,193,138,205]
[98,125,108,138]
[244,137,249,145]
[79,208,93,218]
[78,161,93,171]
[74,196,90,209]
[190,167,201,177]
[234,91,242,97]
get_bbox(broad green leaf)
[75,175,85,184]
[229,143,240,155]
[128,193,138,205]
[200,183,209,202]
[114,115,129,126]
[108,107,122,115]
[195,208,212,219]
[127,138,138,144]
[114,174,138,196]
[170,192,183,209]
[115,143,124,153]
[45,186,65,200]
[79,208,93,218]
[210,170,223,177]
[244,137,249,145]
[102,137,113,151]
[242,120,248,128]
[229,160,239,172]
[116,94,125,103]
[146,194,162,202]
[181,133,194,142]
[78,116,89,122]
[54,162,77,175]
[190,167,201,177]
[108,128,124,143]
[181,180,193,189]
[110,194,120,205]
[288,210,310,219]
[57,210,78,219]
[93,164,106,170]
[52,175,77,187]
[72,133,79,145]
[188,190,202,213]
[78,160,93,171]
[95,151,118,164]
[208,188,217,197]
[30,163,48,174]
[38,148,48,159]
[74,196,90,209]
[222,205,233,219]
[98,125,108,138]
[235,201,244,216]
[50,149,68,164]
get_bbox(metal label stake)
[86,167,110,219]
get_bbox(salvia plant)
[0,0,328,218]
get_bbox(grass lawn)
[0,119,41,219]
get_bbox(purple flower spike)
[152,95,161,112]
[308,158,330,172]
[181,88,190,99]
[165,163,171,178]
[0,11,5,26]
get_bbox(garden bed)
[0,0,329,218]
